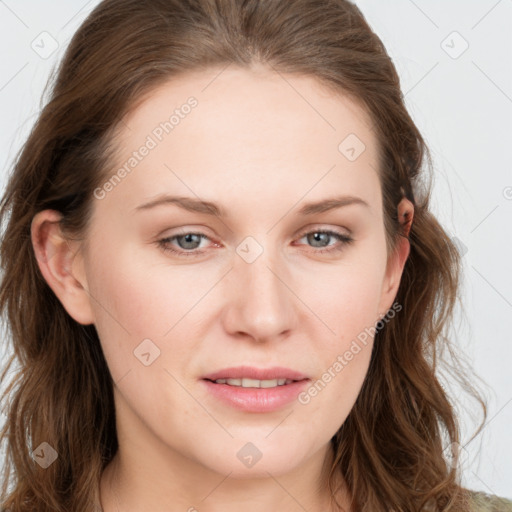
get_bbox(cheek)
[84,243,190,374]
[294,249,387,347]
[297,280,377,441]
[88,237,208,322]
[292,248,386,424]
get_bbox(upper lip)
[202,366,310,381]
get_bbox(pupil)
[179,234,200,249]
[309,232,328,247]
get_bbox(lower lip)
[201,379,310,413]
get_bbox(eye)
[294,229,354,254]
[157,228,354,258]
[157,231,212,257]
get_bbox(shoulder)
[468,490,512,512]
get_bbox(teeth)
[213,378,294,388]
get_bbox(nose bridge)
[223,238,295,341]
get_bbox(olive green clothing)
[470,491,512,511]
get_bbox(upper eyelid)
[296,224,351,236]
[161,223,351,239]
[160,226,351,248]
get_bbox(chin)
[196,440,313,478]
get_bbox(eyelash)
[157,229,354,258]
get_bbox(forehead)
[103,64,382,215]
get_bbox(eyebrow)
[134,194,370,217]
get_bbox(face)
[39,64,407,481]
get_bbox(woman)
[0,0,510,510]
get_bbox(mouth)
[201,365,309,383]
[200,366,310,413]
[204,377,303,388]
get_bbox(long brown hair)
[0,1,487,510]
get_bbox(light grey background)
[0,0,511,499]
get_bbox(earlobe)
[31,210,95,325]
[391,235,411,282]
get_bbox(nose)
[221,245,297,343]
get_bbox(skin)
[31,63,413,512]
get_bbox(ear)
[31,210,95,325]
[377,197,414,316]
